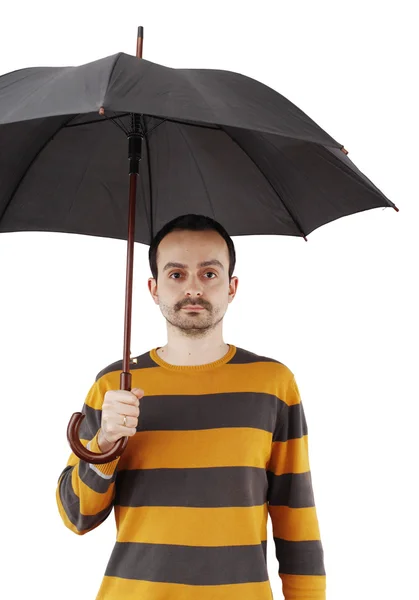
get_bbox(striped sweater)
[56,344,326,599]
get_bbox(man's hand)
[97,388,144,452]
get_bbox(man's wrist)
[97,429,115,453]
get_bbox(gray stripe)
[273,538,326,575]
[95,345,283,381]
[105,540,269,584]
[79,404,102,440]
[267,471,315,508]
[78,405,101,440]
[81,389,280,439]
[228,347,282,365]
[58,465,114,532]
[115,466,268,507]
[131,390,278,433]
[273,401,308,442]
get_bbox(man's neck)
[156,342,230,366]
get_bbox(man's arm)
[56,378,121,535]
[267,372,326,599]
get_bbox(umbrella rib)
[318,144,397,208]
[175,123,217,219]
[144,117,168,138]
[220,126,308,240]
[64,112,131,128]
[0,114,77,223]
[112,113,130,135]
[142,114,221,132]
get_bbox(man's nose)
[184,274,203,296]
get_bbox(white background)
[0,1,417,599]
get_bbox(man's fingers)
[117,404,140,418]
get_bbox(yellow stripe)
[115,504,269,545]
[118,427,272,470]
[268,436,311,474]
[87,360,294,409]
[96,576,274,600]
[281,573,326,598]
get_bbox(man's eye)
[169,272,216,279]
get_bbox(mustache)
[179,301,208,308]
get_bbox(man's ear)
[148,277,159,304]
[228,276,239,303]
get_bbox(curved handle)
[67,412,129,464]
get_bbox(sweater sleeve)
[56,377,121,535]
[267,372,326,600]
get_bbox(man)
[56,213,326,600]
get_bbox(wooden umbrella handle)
[65,26,145,467]
[67,412,129,464]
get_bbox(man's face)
[148,229,238,337]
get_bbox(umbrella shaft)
[121,171,138,391]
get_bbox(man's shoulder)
[95,349,157,382]
[232,346,293,376]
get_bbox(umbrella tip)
[137,26,144,59]
[393,205,400,212]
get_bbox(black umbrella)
[0,27,399,464]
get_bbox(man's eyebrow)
[163,259,225,272]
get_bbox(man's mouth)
[182,306,205,310]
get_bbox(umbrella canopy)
[0,52,398,245]
[0,47,399,464]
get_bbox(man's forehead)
[157,230,228,268]
[160,228,222,245]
